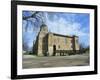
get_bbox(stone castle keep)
[33,24,80,56]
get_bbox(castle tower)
[37,24,48,56]
[72,35,80,52]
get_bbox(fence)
[53,50,86,56]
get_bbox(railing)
[53,50,86,56]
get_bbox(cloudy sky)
[23,11,90,51]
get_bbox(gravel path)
[22,54,89,69]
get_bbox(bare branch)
[23,12,39,20]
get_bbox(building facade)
[33,24,80,56]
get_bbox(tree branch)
[23,12,39,20]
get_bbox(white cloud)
[45,13,89,46]
[23,12,90,50]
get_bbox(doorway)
[53,45,56,56]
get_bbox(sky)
[22,11,90,51]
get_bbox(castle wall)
[74,37,80,50]
[37,24,48,56]
[48,33,74,56]
[33,24,80,56]
[53,35,73,50]
[48,33,54,56]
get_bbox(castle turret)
[72,35,80,52]
[40,24,48,32]
[37,24,48,56]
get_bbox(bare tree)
[23,11,45,31]
[23,42,28,51]
[80,43,85,50]
[22,11,46,51]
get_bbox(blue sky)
[23,11,90,51]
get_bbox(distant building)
[33,24,80,56]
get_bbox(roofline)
[48,33,78,38]
[52,33,72,38]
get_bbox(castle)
[33,24,80,56]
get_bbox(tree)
[79,43,90,54]
[80,43,85,50]
[23,11,45,31]
[22,11,46,51]
[23,42,28,51]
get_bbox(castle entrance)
[53,45,56,56]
